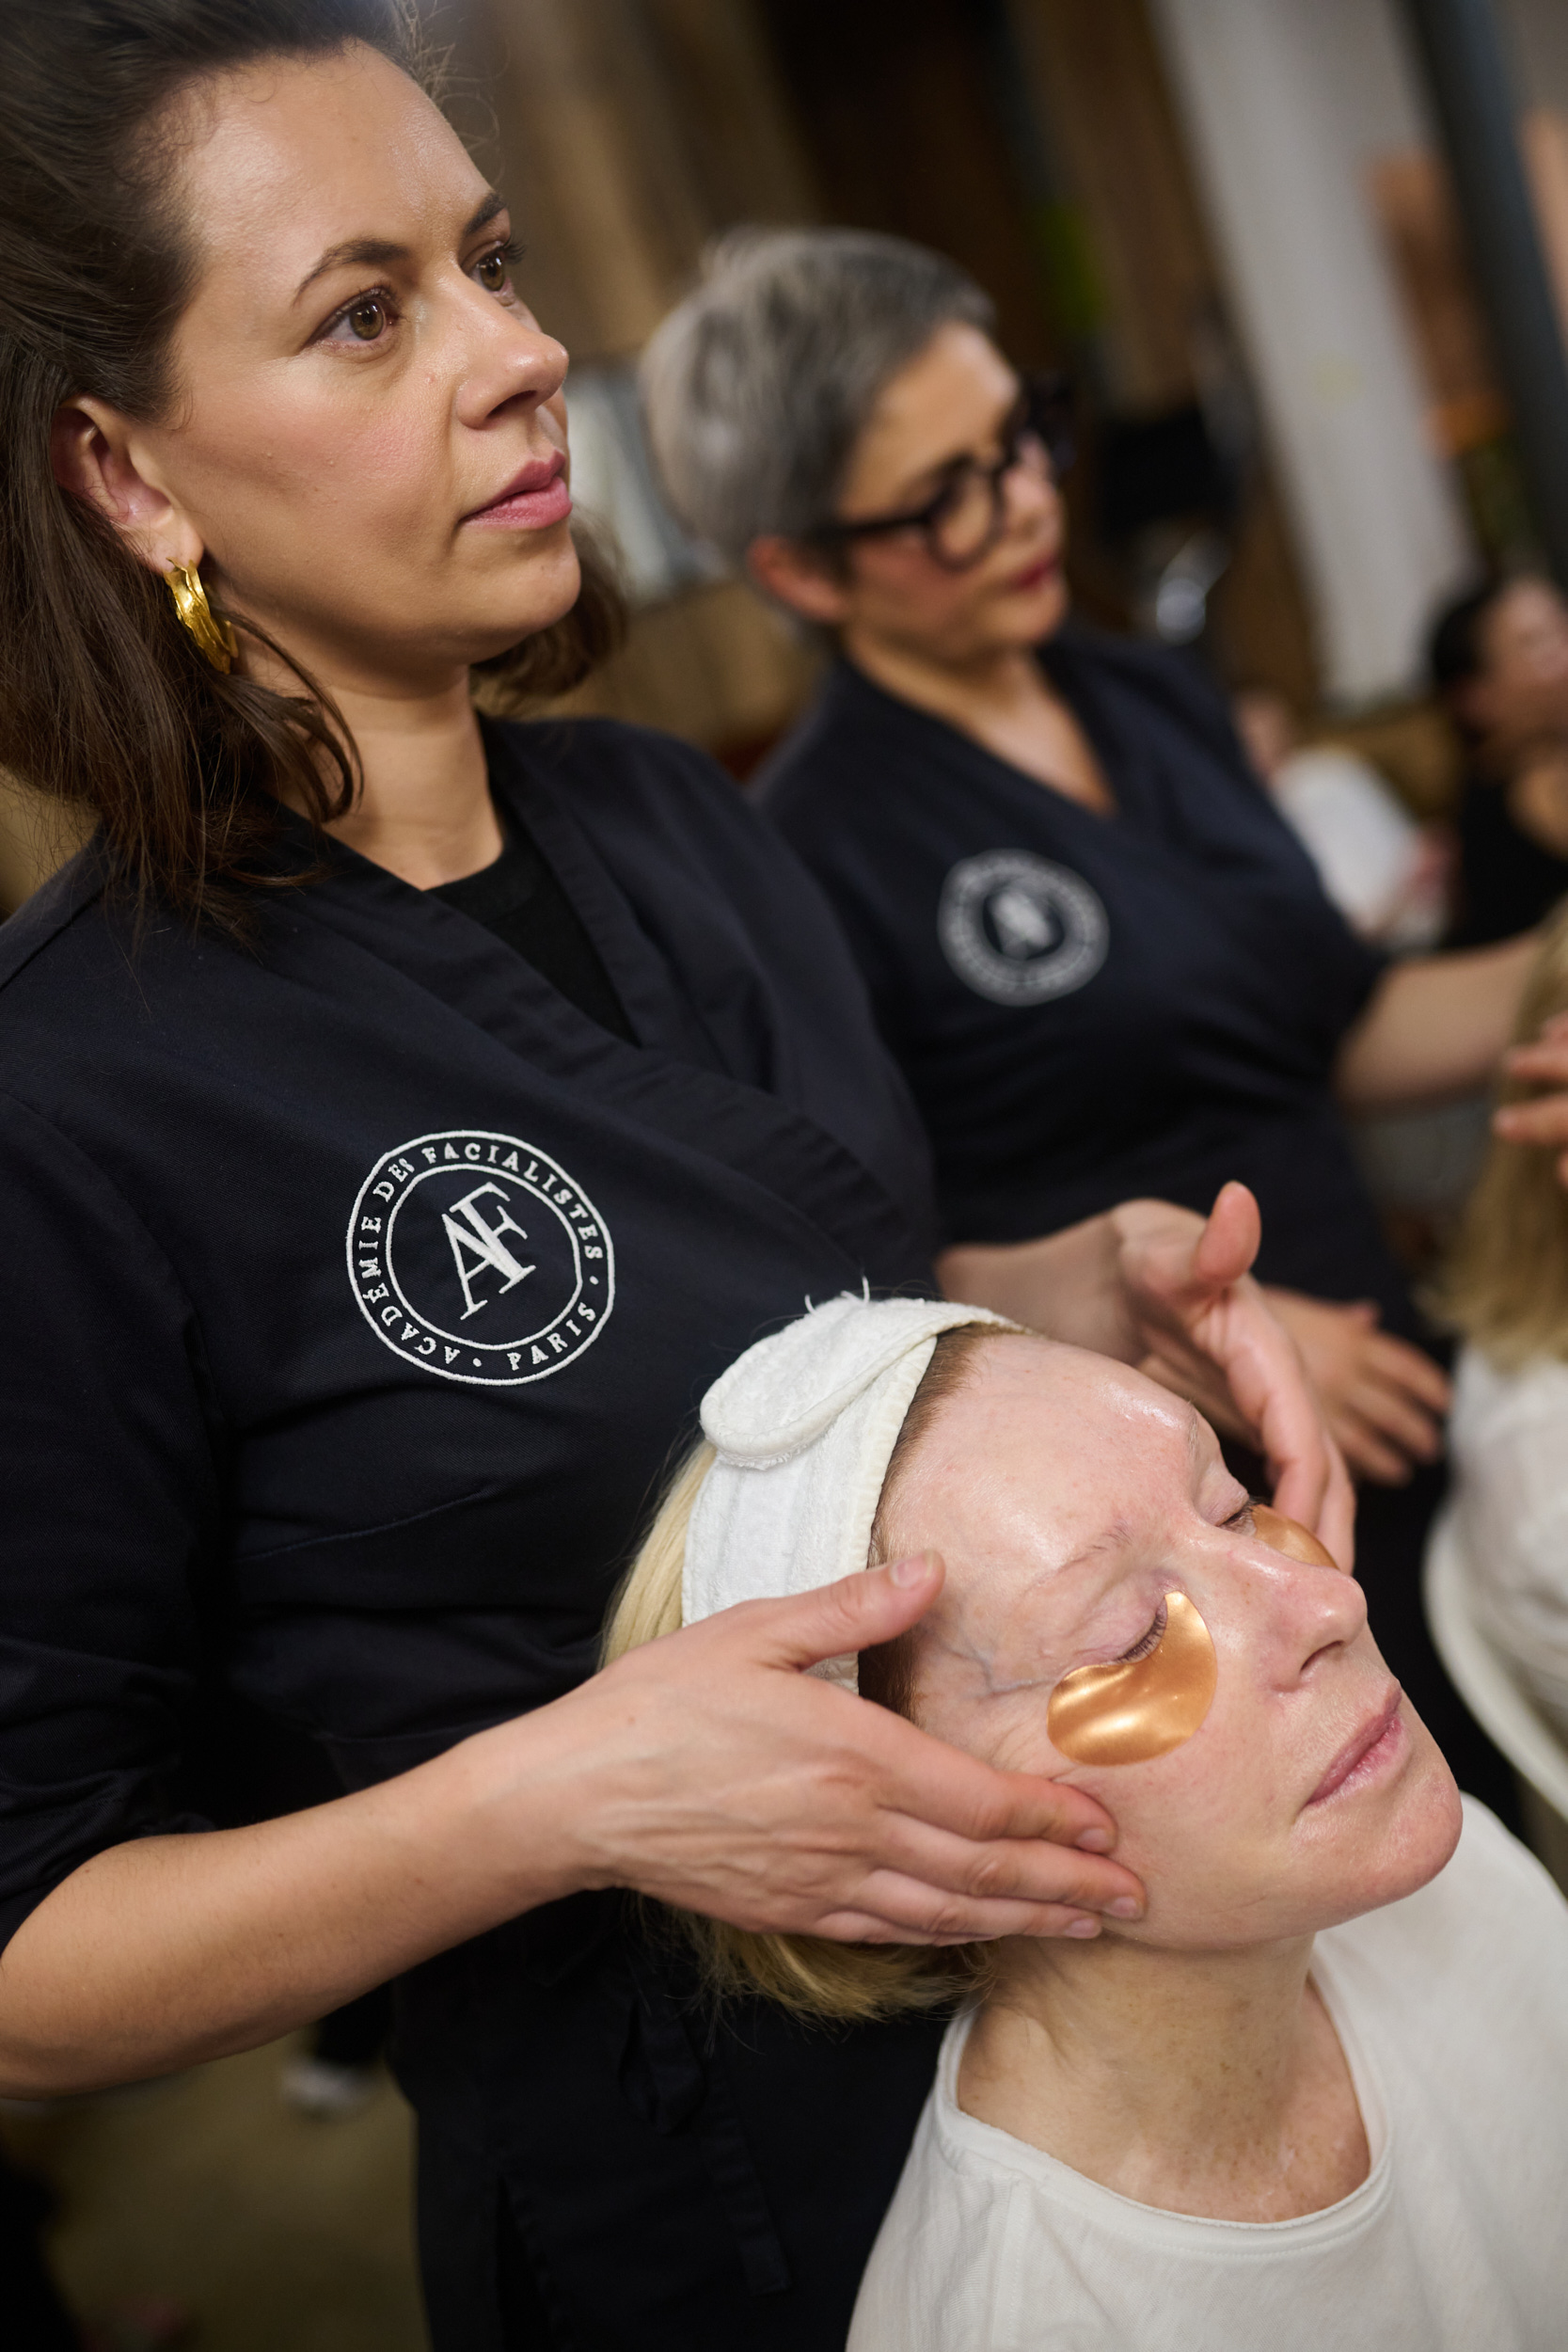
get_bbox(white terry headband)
[683,1293,1016,1690]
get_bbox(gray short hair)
[639,227,995,566]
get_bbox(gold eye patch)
[1047,1592,1216,1766]
[1251,1504,1345,1572]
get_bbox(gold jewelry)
[165,562,238,674]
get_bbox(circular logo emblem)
[347,1131,615,1387]
[938,850,1109,1006]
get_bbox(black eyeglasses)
[810,372,1075,572]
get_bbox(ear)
[50,397,203,577]
[745,533,852,628]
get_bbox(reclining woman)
[608,1295,1568,2349]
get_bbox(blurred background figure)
[1430,572,1568,947]
[1441,903,1568,1740]
[1231,678,1486,1279]
[1232,685,1449,952]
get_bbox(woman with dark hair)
[641,229,1538,1804]
[1429,574,1568,947]
[0,8,1341,2346]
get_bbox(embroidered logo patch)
[347,1131,614,1387]
[938,849,1109,1006]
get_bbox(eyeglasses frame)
[807,370,1076,574]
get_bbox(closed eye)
[1114,1598,1167,1664]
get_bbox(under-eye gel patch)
[1043,1510,1342,1767]
[1048,1592,1216,1765]
[1251,1503,1346,1571]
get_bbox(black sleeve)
[0,1094,224,1950]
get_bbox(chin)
[990,574,1069,652]
[462,535,584,660]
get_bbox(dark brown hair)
[0,0,623,935]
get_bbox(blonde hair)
[601,1327,1002,2022]
[1439,903,1568,1367]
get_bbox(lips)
[465,451,572,531]
[1307,1686,1403,1806]
[1006,550,1061,595]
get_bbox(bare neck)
[958,1930,1370,2223]
[841,628,1113,811]
[319,674,500,890]
[844,628,1041,727]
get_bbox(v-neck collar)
[263,744,724,1083]
[831,636,1171,834]
[480,719,725,1068]
[265,772,933,1287]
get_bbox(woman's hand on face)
[529,1555,1144,1946]
[1495,1011,1568,1183]
[1105,1184,1357,1568]
[1259,1288,1450,1486]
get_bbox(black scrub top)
[0,717,943,2351]
[761,628,1411,1326]
[1448,767,1568,947]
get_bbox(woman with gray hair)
[641,227,1538,1806]
[641,228,995,579]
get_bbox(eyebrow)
[293,191,506,303]
[880,380,1024,510]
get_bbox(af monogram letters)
[347,1130,615,1387]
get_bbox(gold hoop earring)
[165,562,238,675]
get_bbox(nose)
[1282,1551,1370,1678]
[1004,450,1060,535]
[451,283,569,432]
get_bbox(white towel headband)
[683,1292,1016,1689]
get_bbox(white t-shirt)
[1450,1343,1568,1725]
[849,1803,1568,2351]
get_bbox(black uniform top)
[430,818,636,1040]
[0,717,943,2350]
[761,630,1410,1325]
[1448,768,1568,947]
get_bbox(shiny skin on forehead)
[879,1339,1244,1697]
[168,45,489,342]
